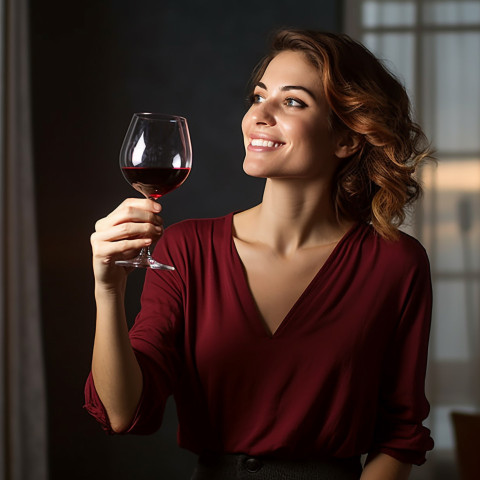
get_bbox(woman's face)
[242,50,340,181]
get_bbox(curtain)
[0,0,48,478]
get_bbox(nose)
[251,100,276,126]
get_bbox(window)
[344,2,480,478]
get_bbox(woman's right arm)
[90,198,163,433]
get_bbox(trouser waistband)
[191,452,362,480]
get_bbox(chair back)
[451,411,480,480]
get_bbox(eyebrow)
[256,81,317,101]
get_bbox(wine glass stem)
[137,247,150,260]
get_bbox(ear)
[334,131,363,159]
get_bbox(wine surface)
[122,167,190,199]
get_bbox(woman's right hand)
[91,198,164,291]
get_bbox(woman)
[86,29,434,479]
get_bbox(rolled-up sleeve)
[371,247,434,465]
[84,348,176,434]
[84,228,185,435]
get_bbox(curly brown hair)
[248,29,434,240]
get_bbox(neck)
[247,178,351,255]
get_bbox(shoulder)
[357,223,431,275]
[157,212,234,260]
[151,212,234,273]
[349,224,432,310]
[394,230,429,269]
[163,212,233,239]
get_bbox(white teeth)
[251,139,282,147]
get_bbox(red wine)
[122,167,190,199]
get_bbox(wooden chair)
[451,411,480,480]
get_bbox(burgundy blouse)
[85,212,434,465]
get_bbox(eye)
[285,97,307,108]
[250,93,265,104]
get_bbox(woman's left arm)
[368,241,434,466]
[360,453,412,480]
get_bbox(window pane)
[432,279,479,360]
[362,1,416,27]
[362,33,415,99]
[423,159,480,272]
[422,33,480,152]
[423,0,480,25]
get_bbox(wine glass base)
[115,257,175,270]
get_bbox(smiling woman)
[242,50,338,182]
[246,30,433,240]
[85,29,435,480]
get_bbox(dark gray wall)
[30,1,340,478]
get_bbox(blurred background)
[0,0,479,479]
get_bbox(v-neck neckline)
[227,212,360,339]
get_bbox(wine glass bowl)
[115,113,192,270]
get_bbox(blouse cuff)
[83,350,170,435]
[83,372,115,434]
[371,422,434,466]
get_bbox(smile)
[250,139,283,148]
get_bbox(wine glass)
[115,113,192,270]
